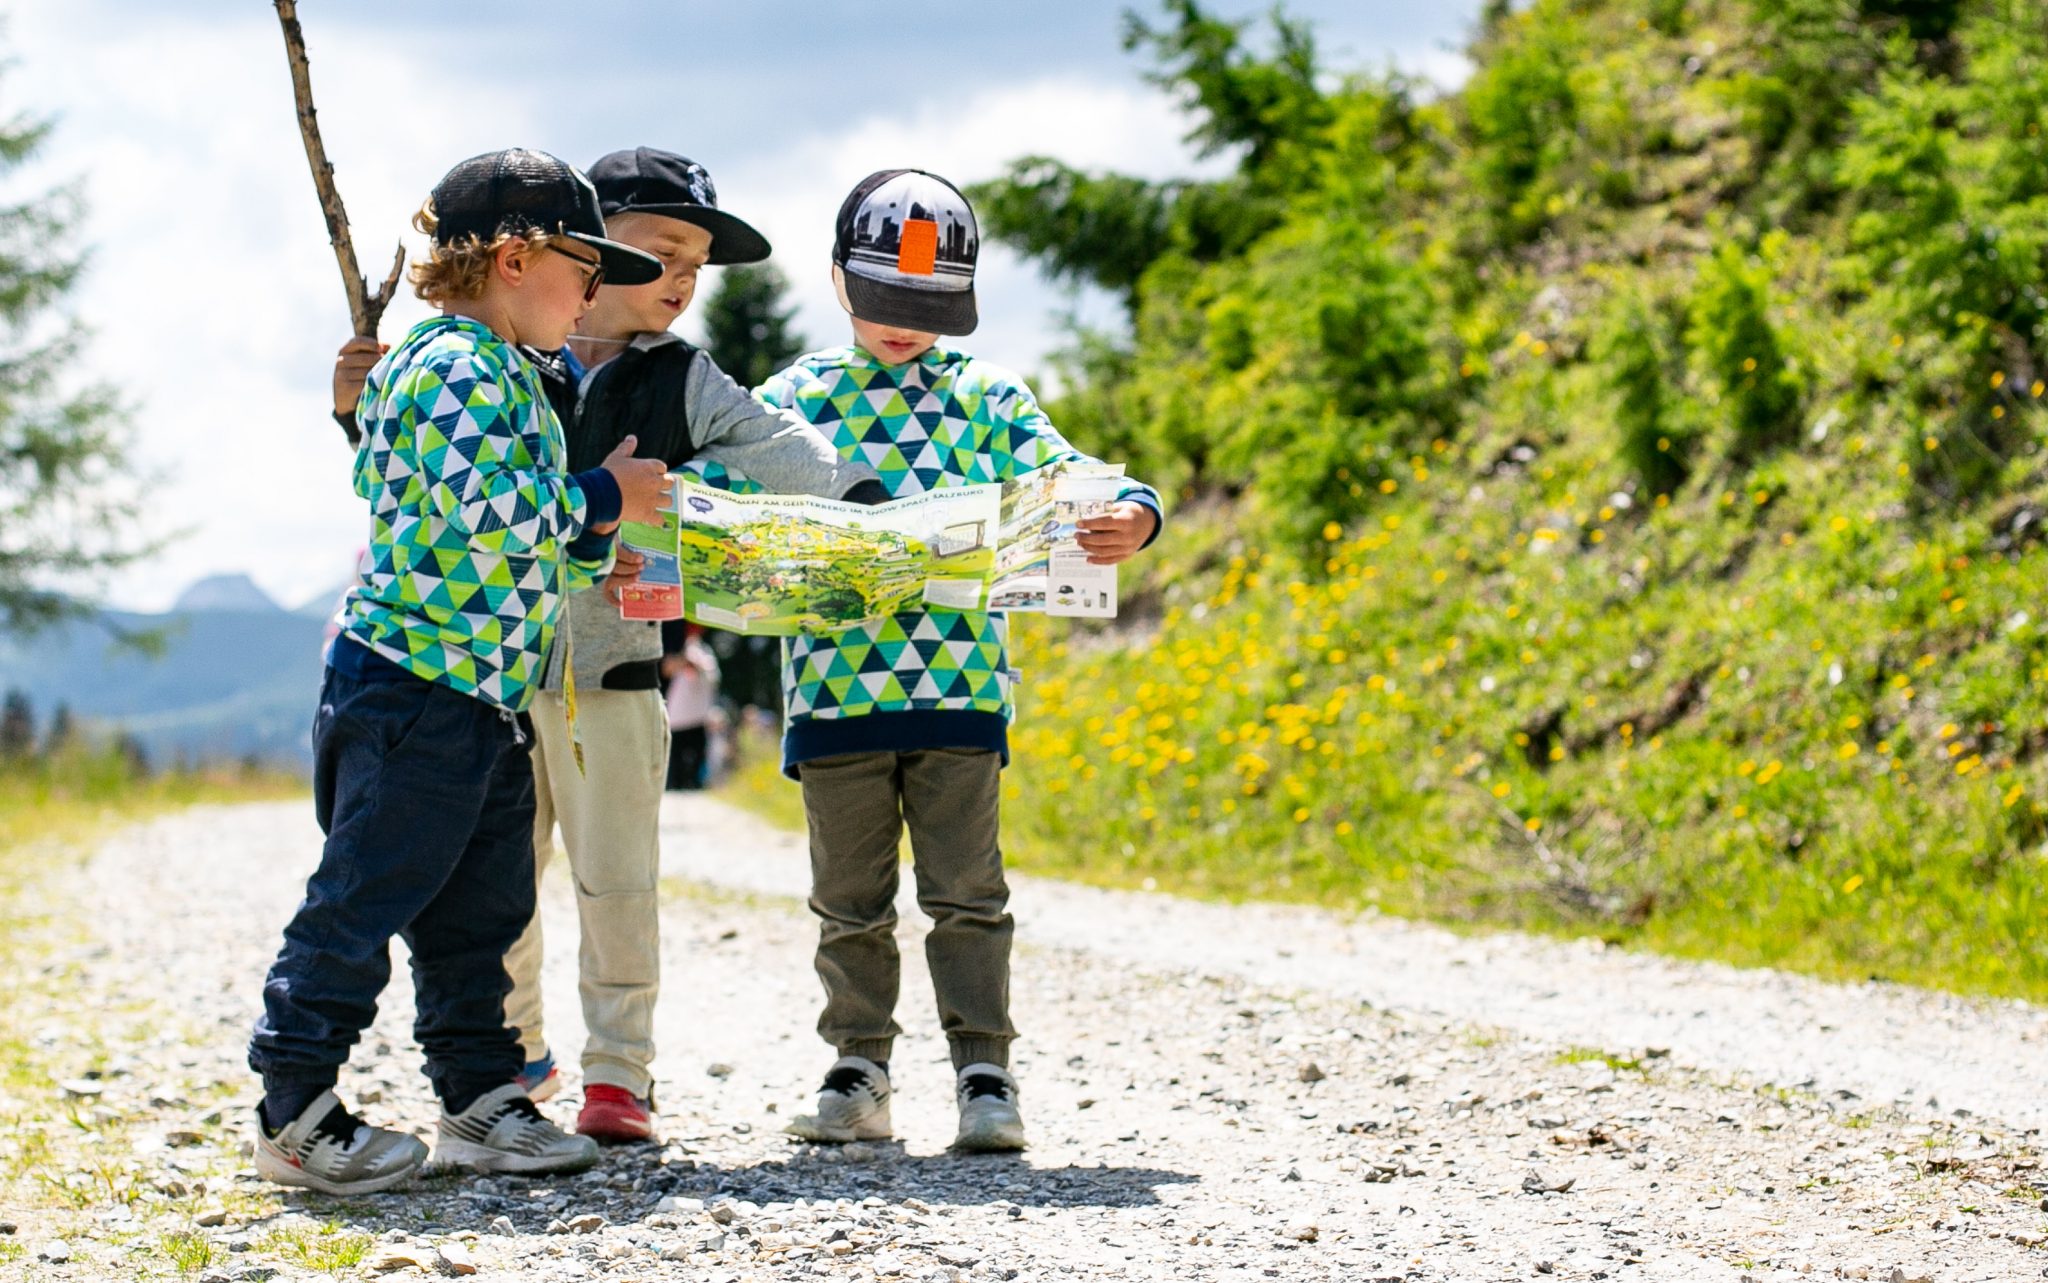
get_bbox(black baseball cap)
[832,169,978,335]
[428,149,663,286]
[587,148,772,266]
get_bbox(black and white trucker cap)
[832,168,979,335]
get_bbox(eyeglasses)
[545,243,606,303]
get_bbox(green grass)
[254,1222,372,1271]
[989,460,2048,1005]
[1553,1047,1648,1075]
[0,745,304,1230]
[157,1231,218,1272]
[0,746,300,924]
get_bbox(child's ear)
[831,263,854,315]
[495,238,530,286]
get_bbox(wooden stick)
[274,0,402,443]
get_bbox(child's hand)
[603,546,645,607]
[333,336,386,415]
[1075,501,1159,565]
[602,435,671,526]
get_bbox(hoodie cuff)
[571,467,623,528]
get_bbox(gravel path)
[3,795,2046,1283]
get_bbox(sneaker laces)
[960,1072,1012,1102]
[822,1065,872,1096]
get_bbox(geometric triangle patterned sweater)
[337,315,619,713]
[746,342,1162,777]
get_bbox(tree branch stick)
[273,0,402,343]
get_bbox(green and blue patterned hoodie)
[337,315,622,712]
[750,342,1161,776]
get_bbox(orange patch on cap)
[896,219,938,275]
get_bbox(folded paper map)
[617,462,1125,634]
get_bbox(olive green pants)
[797,747,1015,1070]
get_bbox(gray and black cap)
[428,148,663,286]
[832,168,978,335]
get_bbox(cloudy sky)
[7,0,1479,612]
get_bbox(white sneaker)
[435,1083,599,1175]
[784,1055,892,1143]
[253,1090,427,1195]
[953,1064,1025,1152]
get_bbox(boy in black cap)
[758,170,1164,1151]
[330,149,881,1145]
[252,149,671,1192]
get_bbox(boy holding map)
[758,170,1163,1150]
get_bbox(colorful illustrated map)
[618,463,1124,634]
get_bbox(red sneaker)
[576,1084,655,1144]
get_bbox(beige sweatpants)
[502,687,668,1097]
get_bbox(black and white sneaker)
[784,1055,892,1143]
[953,1063,1025,1152]
[253,1090,427,1195]
[435,1083,599,1174]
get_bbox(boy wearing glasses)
[330,149,881,1145]
[250,150,672,1193]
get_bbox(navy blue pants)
[248,642,536,1110]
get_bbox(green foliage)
[1687,241,1805,458]
[1861,0,1965,41]
[1596,287,1692,496]
[968,160,1177,303]
[969,4,1343,300]
[0,39,148,635]
[1122,0,1333,183]
[923,0,2048,1001]
[1461,2,1583,242]
[701,263,809,392]
[1187,218,1447,545]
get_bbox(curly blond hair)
[407,198,559,305]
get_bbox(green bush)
[1597,288,1693,496]
[1462,2,1583,242]
[1687,241,1805,458]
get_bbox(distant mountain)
[291,578,355,620]
[173,573,279,614]
[0,583,328,769]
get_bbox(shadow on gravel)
[685,1146,1200,1209]
[248,1149,1199,1238]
